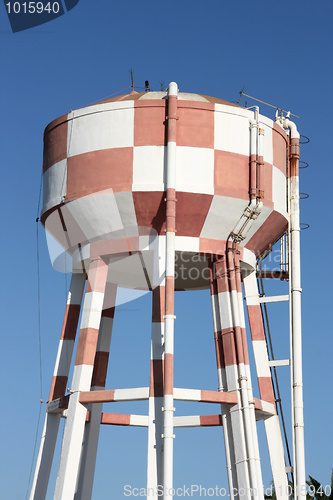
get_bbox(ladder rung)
[259,294,289,303]
[268,359,290,367]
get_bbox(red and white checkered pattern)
[42,91,289,268]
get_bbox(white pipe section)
[284,118,299,140]
[228,254,263,500]
[284,118,306,500]
[231,107,263,240]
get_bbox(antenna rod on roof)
[129,68,135,91]
[237,86,245,105]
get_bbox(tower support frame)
[30,86,306,500]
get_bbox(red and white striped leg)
[243,269,289,500]
[213,256,252,500]
[227,248,263,500]
[147,285,165,496]
[54,257,109,500]
[209,265,236,494]
[75,282,117,499]
[30,272,85,500]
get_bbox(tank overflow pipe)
[283,116,306,500]
[257,124,265,209]
[230,107,263,241]
[250,106,259,208]
[163,81,178,499]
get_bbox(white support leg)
[243,269,289,500]
[29,414,61,500]
[234,252,264,500]
[30,273,85,500]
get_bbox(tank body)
[42,91,289,289]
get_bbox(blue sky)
[1,1,332,499]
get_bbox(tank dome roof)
[94,90,239,108]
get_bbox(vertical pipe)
[163,81,178,499]
[231,106,262,240]
[234,251,264,499]
[286,123,306,500]
[280,235,285,274]
[215,256,251,500]
[75,282,117,499]
[209,263,235,498]
[257,127,265,204]
[54,256,109,500]
[227,246,262,500]
[249,107,259,206]
[30,272,85,500]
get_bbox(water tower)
[30,82,305,500]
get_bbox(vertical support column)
[54,256,108,500]
[213,256,251,500]
[226,246,263,500]
[75,282,117,500]
[147,285,165,496]
[243,269,289,500]
[163,81,178,499]
[30,272,85,500]
[288,128,306,500]
[209,262,236,497]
